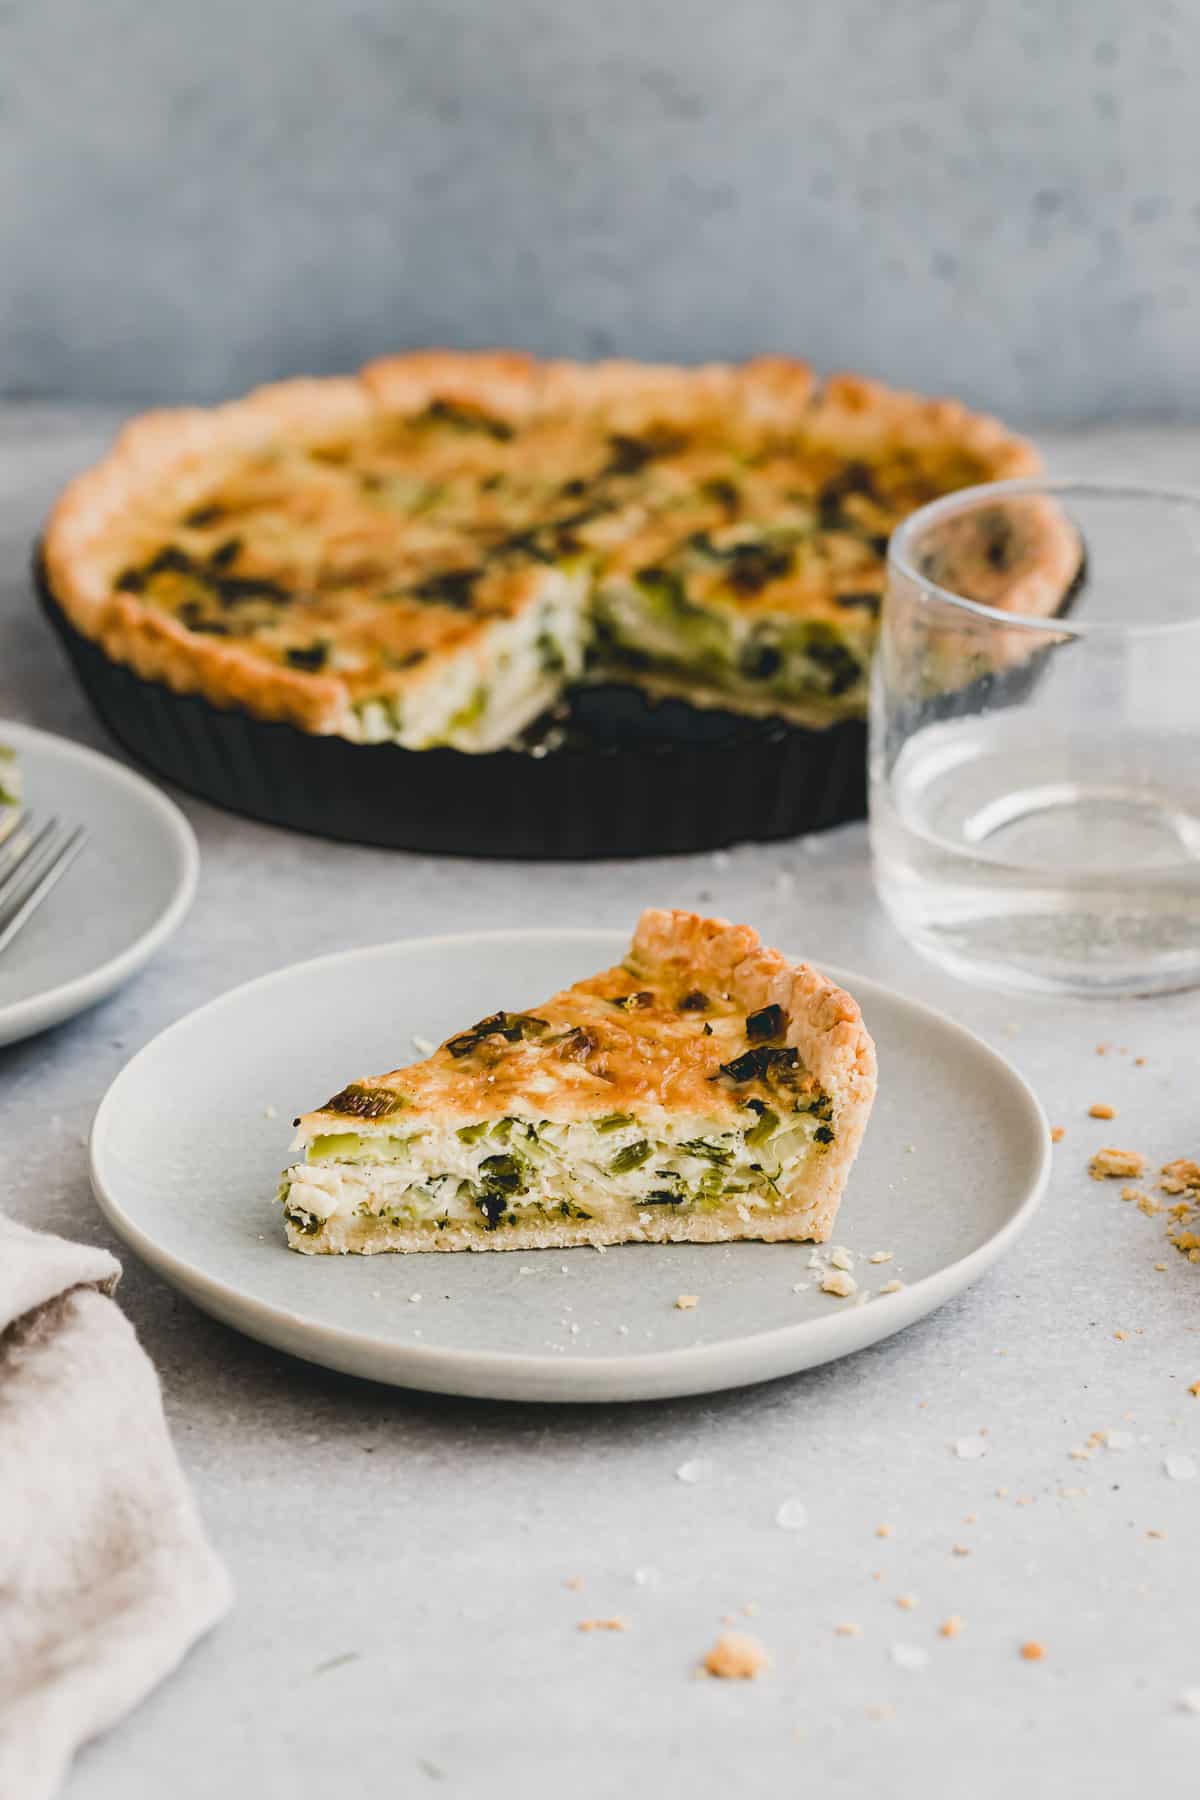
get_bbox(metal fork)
[0,810,88,957]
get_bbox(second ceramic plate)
[0,720,197,1048]
[90,930,1049,1403]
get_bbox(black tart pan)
[37,556,867,859]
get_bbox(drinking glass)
[870,480,1200,996]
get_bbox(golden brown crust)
[44,375,380,732]
[43,351,1043,742]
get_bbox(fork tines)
[0,811,88,957]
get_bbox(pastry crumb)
[1050,1126,1065,1143]
[1088,1103,1116,1119]
[578,1617,627,1633]
[675,1294,699,1310]
[1088,1146,1145,1180]
[940,1615,964,1639]
[564,1576,584,1590]
[820,1269,858,1298]
[875,1523,895,1539]
[896,1593,918,1611]
[878,1279,904,1295]
[702,1632,769,1679]
[829,1246,854,1271]
[834,1622,863,1637]
[951,1544,971,1557]
[869,1249,893,1264]
[1020,1641,1046,1662]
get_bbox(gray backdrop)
[4,0,1198,421]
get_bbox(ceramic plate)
[0,721,197,1048]
[90,931,1049,1403]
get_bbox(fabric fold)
[0,1215,232,1800]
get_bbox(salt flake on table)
[676,1458,713,1485]
[1103,1429,1135,1451]
[1164,1452,1197,1481]
[411,1035,434,1056]
[1178,1688,1200,1715]
[955,1434,989,1461]
[775,1498,808,1531]
[891,1643,928,1672]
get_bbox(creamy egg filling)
[591,577,870,716]
[344,570,589,751]
[281,1104,834,1238]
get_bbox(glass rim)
[888,475,1200,639]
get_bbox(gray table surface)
[3,409,1199,1798]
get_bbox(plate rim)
[0,719,199,1044]
[89,928,1052,1403]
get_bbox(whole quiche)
[44,352,1044,753]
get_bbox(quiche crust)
[43,352,1046,748]
[281,908,877,1253]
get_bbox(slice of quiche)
[280,910,876,1254]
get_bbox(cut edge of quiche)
[279,908,877,1255]
[42,352,1047,750]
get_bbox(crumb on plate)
[820,1269,858,1298]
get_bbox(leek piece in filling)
[280,1094,835,1240]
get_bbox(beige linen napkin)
[0,1214,232,1800]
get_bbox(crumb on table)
[675,1294,699,1310]
[1088,1103,1116,1120]
[1088,1146,1145,1180]
[1020,1641,1047,1662]
[702,1632,770,1679]
[578,1617,627,1633]
[1051,1126,1065,1143]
